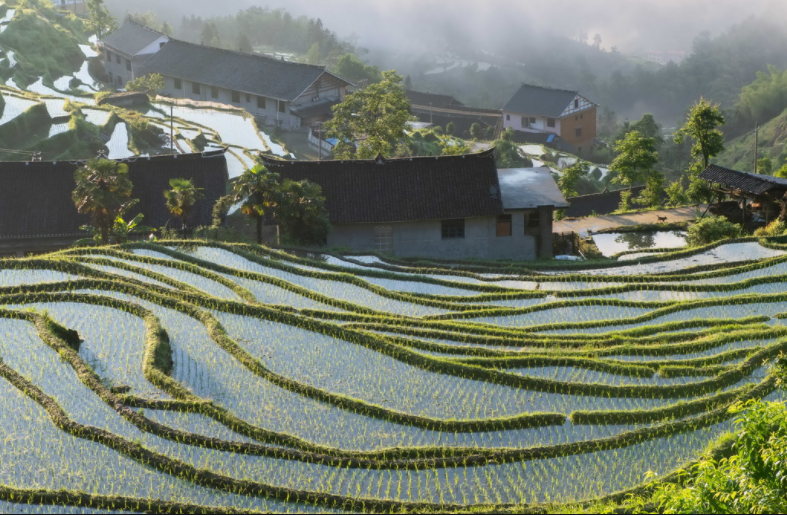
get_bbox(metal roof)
[503,83,586,118]
[138,39,351,102]
[700,164,787,195]
[497,167,569,210]
[101,21,165,57]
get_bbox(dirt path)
[554,206,706,235]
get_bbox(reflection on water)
[593,231,687,257]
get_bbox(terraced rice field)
[1,237,786,512]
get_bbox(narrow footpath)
[554,205,706,234]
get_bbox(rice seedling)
[0,238,785,512]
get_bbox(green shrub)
[753,219,786,237]
[686,216,741,246]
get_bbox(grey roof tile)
[138,39,350,101]
[102,21,165,57]
[503,84,583,118]
[700,164,787,195]
[262,149,505,224]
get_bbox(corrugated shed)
[262,149,504,224]
[0,150,228,239]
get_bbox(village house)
[55,0,87,16]
[406,89,502,138]
[99,22,170,88]
[99,22,353,131]
[0,150,228,256]
[263,149,568,260]
[502,84,598,155]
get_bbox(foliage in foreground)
[686,215,742,247]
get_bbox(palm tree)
[232,165,280,244]
[164,178,204,235]
[72,159,134,244]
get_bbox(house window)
[574,99,579,109]
[576,127,583,139]
[496,215,512,237]
[529,117,536,124]
[506,114,510,121]
[547,118,556,128]
[526,211,540,231]
[257,96,266,109]
[580,114,584,119]
[521,116,527,128]
[278,101,286,113]
[232,91,241,103]
[211,86,220,99]
[192,82,201,95]
[126,59,131,71]
[246,94,251,103]
[108,72,113,82]
[441,220,465,239]
[115,55,121,64]
[106,50,112,62]
[174,78,182,90]
[117,76,123,86]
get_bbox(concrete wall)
[160,76,345,131]
[503,112,561,135]
[102,49,159,87]
[328,211,548,261]
[560,106,597,152]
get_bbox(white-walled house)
[263,150,568,260]
[98,22,353,131]
[99,22,170,88]
[502,84,598,154]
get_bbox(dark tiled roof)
[290,99,342,119]
[0,150,228,239]
[405,90,465,108]
[503,84,587,118]
[138,39,350,102]
[102,21,165,57]
[564,186,647,218]
[261,149,504,224]
[699,164,787,195]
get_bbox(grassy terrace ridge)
[0,239,784,512]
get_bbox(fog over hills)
[112,0,785,54]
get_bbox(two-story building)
[262,149,568,260]
[502,84,598,155]
[99,22,353,131]
[99,21,170,88]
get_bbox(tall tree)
[232,165,280,244]
[558,162,589,198]
[237,33,253,54]
[325,70,411,160]
[160,21,174,37]
[610,130,659,189]
[72,159,134,244]
[164,178,204,233]
[276,179,331,245]
[85,0,117,38]
[674,98,726,169]
[630,114,665,146]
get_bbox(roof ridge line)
[262,148,495,166]
[161,37,327,71]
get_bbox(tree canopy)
[325,70,412,160]
[72,159,134,244]
[674,98,726,169]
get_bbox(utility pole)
[315,121,324,162]
[754,122,759,174]
[170,105,174,153]
[429,103,433,125]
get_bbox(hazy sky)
[115,0,787,54]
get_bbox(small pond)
[592,230,687,257]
